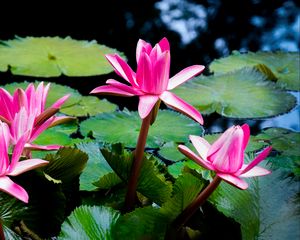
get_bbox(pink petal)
[35,82,45,113]
[25,143,61,151]
[217,173,248,190]
[9,159,49,176]
[239,165,271,178]
[9,132,28,171]
[30,117,54,142]
[189,135,211,160]
[241,124,250,151]
[13,88,28,113]
[106,54,137,86]
[0,88,14,121]
[136,39,152,63]
[50,94,70,109]
[158,37,170,52]
[138,95,159,119]
[241,146,272,174]
[106,79,143,95]
[0,176,29,203]
[90,85,136,97]
[152,51,170,93]
[160,91,203,124]
[0,122,10,175]
[167,65,205,90]
[136,52,152,93]
[42,83,51,111]
[178,145,214,170]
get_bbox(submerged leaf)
[59,205,120,240]
[210,51,300,91]
[173,68,296,118]
[0,36,124,77]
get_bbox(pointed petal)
[136,52,152,92]
[241,147,272,174]
[136,39,152,63]
[160,91,203,124]
[106,54,137,86]
[9,159,48,176]
[42,83,51,111]
[0,122,10,175]
[25,143,61,151]
[153,51,170,93]
[34,107,59,127]
[240,166,271,178]
[48,116,76,128]
[167,65,205,90]
[189,135,211,160]
[0,176,29,203]
[50,94,70,109]
[241,124,250,151]
[10,132,28,171]
[90,85,136,97]
[158,37,170,52]
[178,145,214,170]
[106,79,143,95]
[138,95,159,119]
[217,173,248,190]
[13,88,28,113]
[0,88,14,121]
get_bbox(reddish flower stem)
[172,175,222,229]
[124,110,153,211]
[0,220,5,240]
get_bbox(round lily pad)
[61,96,117,117]
[209,51,300,91]
[80,110,203,148]
[0,36,123,77]
[172,67,296,118]
[2,81,82,108]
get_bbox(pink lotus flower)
[91,38,204,124]
[0,121,48,203]
[178,124,272,189]
[0,82,70,150]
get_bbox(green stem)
[0,220,5,240]
[124,109,153,211]
[173,175,222,229]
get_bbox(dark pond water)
[0,0,299,132]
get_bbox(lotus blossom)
[178,124,272,189]
[0,121,48,203]
[91,37,204,124]
[0,82,70,150]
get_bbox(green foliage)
[59,205,120,240]
[0,36,124,77]
[173,68,296,118]
[209,51,300,91]
[101,144,172,205]
[80,110,203,148]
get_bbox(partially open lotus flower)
[178,124,272,189]
[0,121,48,203]
[0,82,70,150]
[91,37,204,124]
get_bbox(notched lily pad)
[80,110,203,148]
[209,51,300,91]
[0,36,124,77]
[173,68,296,118]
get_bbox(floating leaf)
[61,96,117,117]
[80,110,203,148]
[101,144,172,205]
[0,36,123,77]
[77,142,115,191]
[209,51,300,91]
[173,68,296,118]
[158,142,186,162]
[59,205,120,240]
[209,167,300,240]
[113,206,167,240]
[2,81,82,109]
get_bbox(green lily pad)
[173,68,296,118]
[59,205,120,240]
[209,51,300,91]
[2,81,82,109]
[61,96,117,117]
[0,36,123,77]
[80,110,203,148]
